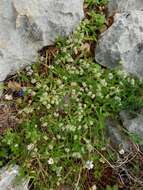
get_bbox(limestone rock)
[0,0,84,82]
[120,111,143,142]
[95,11,143,79]
[0,165,29,190]
[105,118,131,152]
[108,0,143,16]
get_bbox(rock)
[0,165,29,190]
[0,0,84,82]
[105,118,131,153]
[108,0,143,16]
[120,110,143,142]
[95,11,143,79]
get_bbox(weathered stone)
[0,0,84,82]
[120,110,143,142]
[105,118,131,152]
[95,11,143,79]
[0,165,29,190]
[108,0,143,16]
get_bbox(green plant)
[85,0,108,7]
[0,0,143,189]
[106,185,118,190]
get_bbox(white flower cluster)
[85,160,94,170]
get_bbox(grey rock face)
[0,0,84,82]
[95,11,143,79]
[108,0,143,16]
[105,118,131,152]
[120,111,143,142]
[0,165,28,190]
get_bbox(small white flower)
[53,112,59,117]
[40,56,45,62]
[99,157,105,164]
[36,82,41,89]
[96,92,103,99]
[27,70,33,76]
[46,104,51,109]
[131,79,135,86]
[34,148,38,152]
[72,89,76,95]
[89,121,94,125]
[5,94,13,100]
[63,76,67,80]
[96,73,101,78]
[42,122,48,127]
[105,95,110,99]
[117,70,128,78]
[85,160,94,170]
[56,79,62,85]
[27,143,34,151]
[114,96,121,101]
[59,84,64,89]
[108,73,113,80]
[72,152,82,158]
[57,135,61,139]
[87,91,92,96]
[100,79,107,87]
[90,185,97,190]
[87,144,94,152]
[119,81,123,86]
[31,79,36,84]
[71,82,77,87]
[65,148,70,153]
[48,144,53,150]
[31,91,36,96]
[48,158,54,165]
[48,65,54,69]
[67,57,74,62]
[46,86,49,91]
[80,87,84,92]
[91,94,96,99]
[74,135,78,140]
[43,135,48,140]
[82,82,87,87]
[26,66,31,71]
[56,167,62,177]
[51,100,55,105]
[119,148,125,155]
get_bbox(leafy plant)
[0,0,143,189]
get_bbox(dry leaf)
[8,81,21,91]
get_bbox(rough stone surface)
[95,11,143,79]
[0,0,84,82]
[108,0,143,16]
[105,118,131,152]
[0,165,28,190]
[120,111,143,141]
